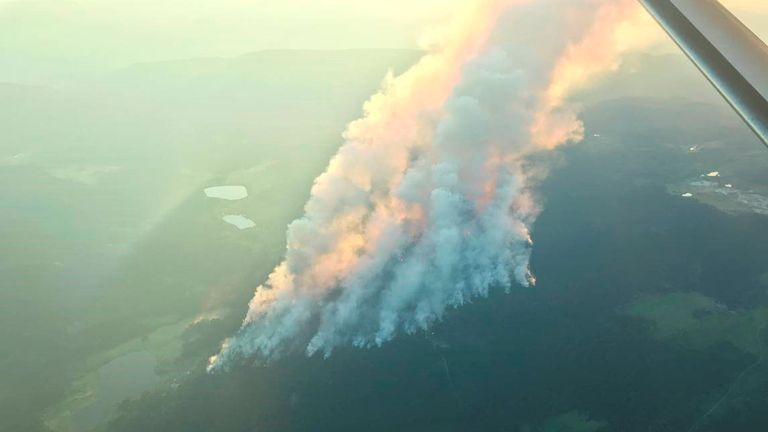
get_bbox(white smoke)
[210,0,652,370]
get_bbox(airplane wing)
[639,0,768,148]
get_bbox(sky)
[0,0,766,82]
[0,0,461,78]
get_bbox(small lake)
[223,214,256,230]
[204,186,248,200]
[71,351,160,432]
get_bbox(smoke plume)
[210,0,653,370]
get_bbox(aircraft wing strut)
[640,0,768,148]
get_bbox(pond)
[71,351,160,432]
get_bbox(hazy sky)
[0,0,460,74]
[0,0,766,81]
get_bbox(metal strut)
[639,0,768,148]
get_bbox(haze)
[1,0,766,83]
[3,1,768,431]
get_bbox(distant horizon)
[1,0,764,85]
